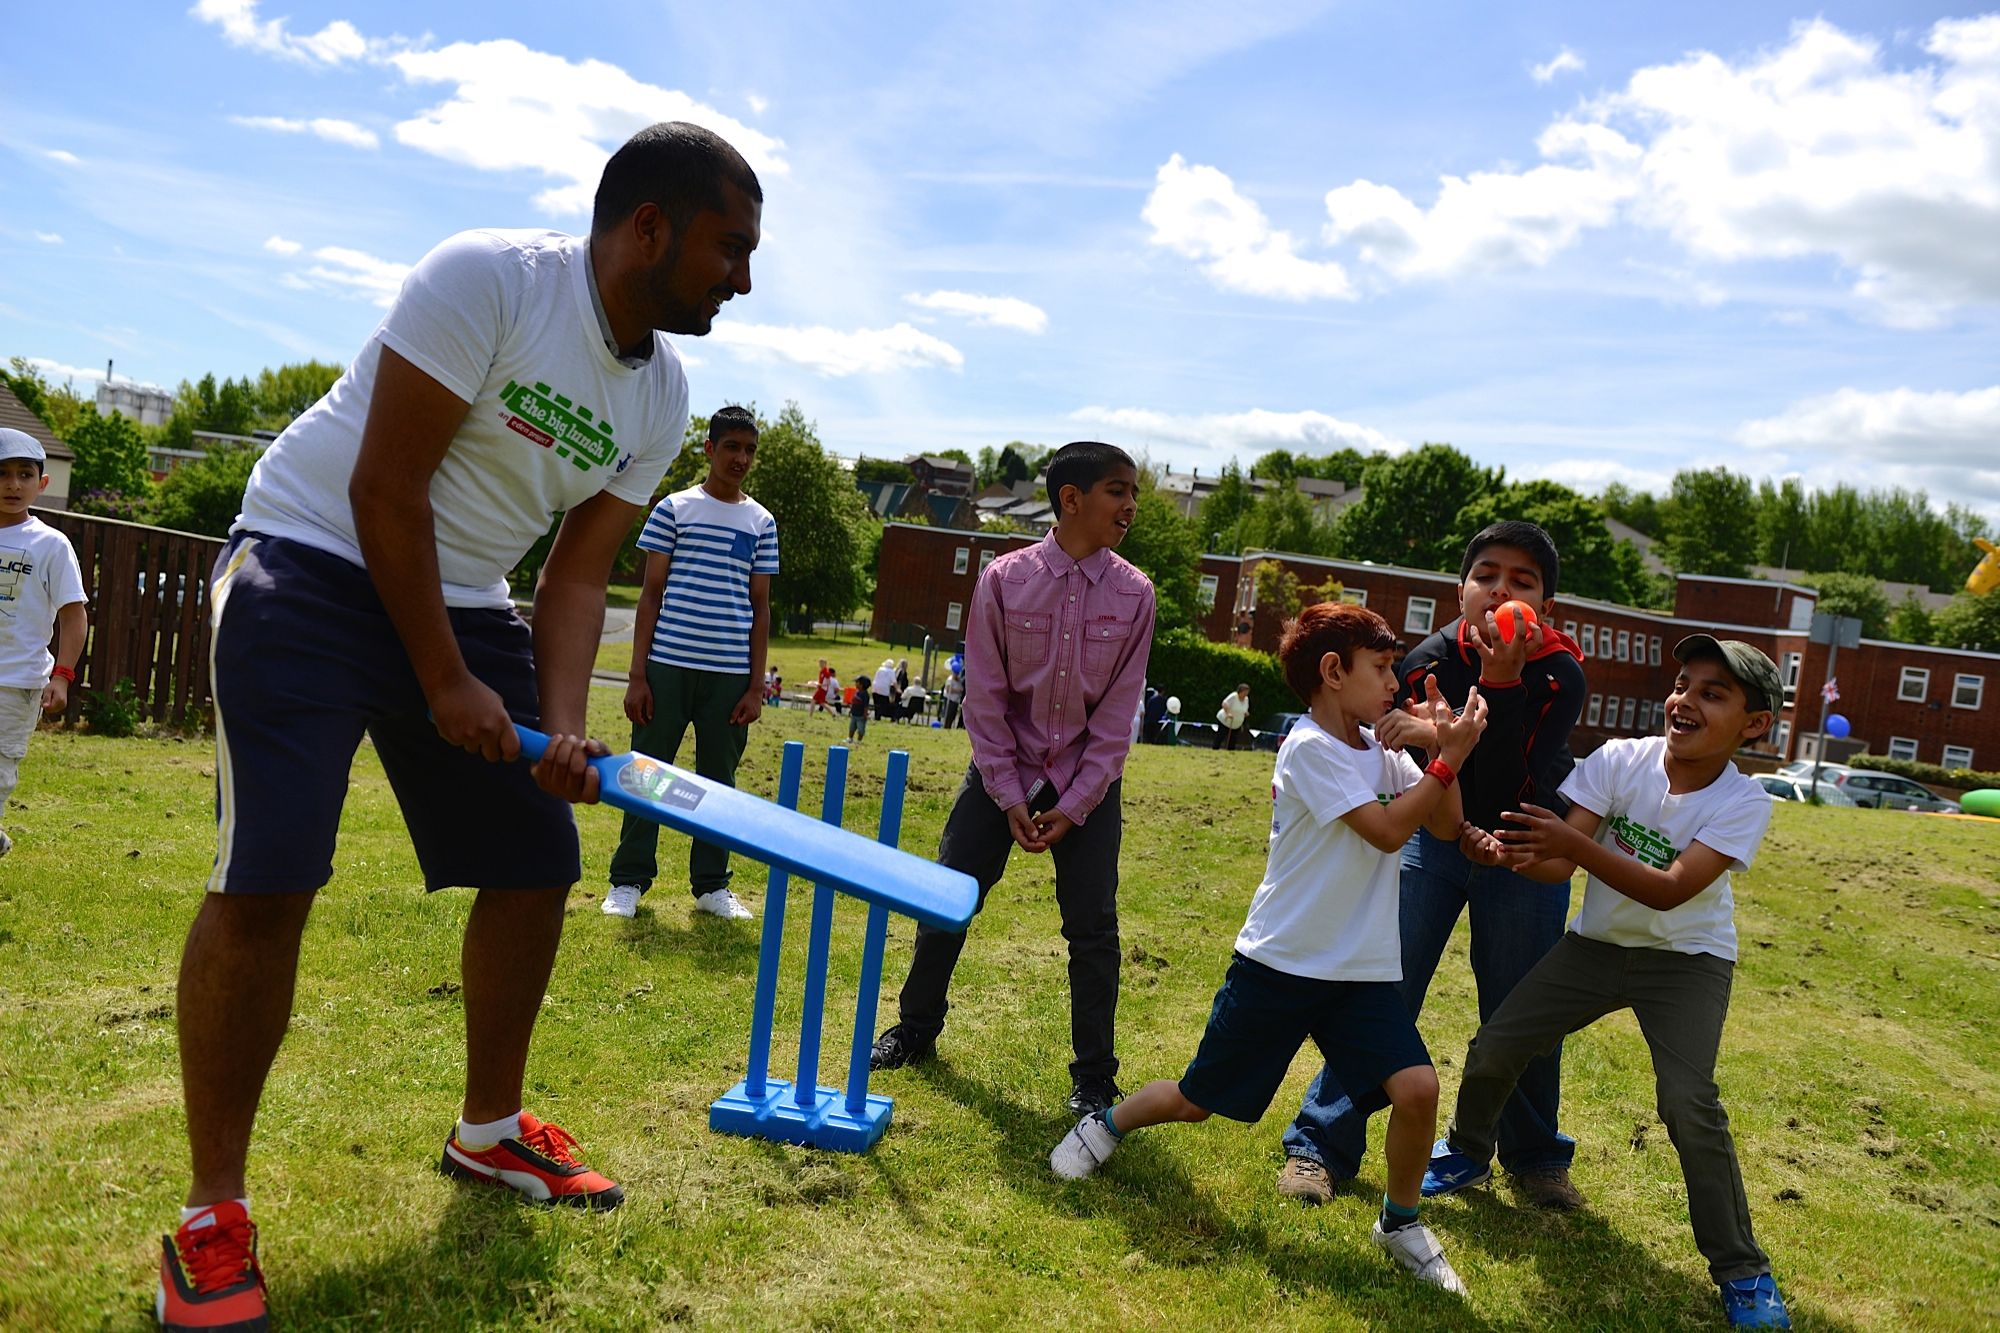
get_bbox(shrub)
[1146,627,1292,730]
[83,678,143,738]
[1846,752,2000,793]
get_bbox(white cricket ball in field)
[1166,696,1181,715]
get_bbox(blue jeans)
[1281,827,1576,1176]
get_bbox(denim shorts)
[206,534,579,894]
[1178,954,1431,1123]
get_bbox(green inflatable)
[1963,788,2000,818]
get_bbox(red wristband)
[51,664,76,683]
[1425,758,1457,788]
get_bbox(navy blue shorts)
[1178,954,1431,1123]
[206,534,580,894]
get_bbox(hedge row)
[1146,627,1297,730]
[1846,753,2000,793]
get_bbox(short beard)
[640,228,712,336]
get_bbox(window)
[1587,694,1602,725]
[1197,574,1219,611]
[1943,744,1974,770]
[1953,673,1984,709]
[1605,695,1620,726]
[1404,596,1435,635]
[1601,625,1613,656]
[1783,653,1802,701]
[1620,697,1638,729]
[1563,620,1578,641]
[1898,666,1929,702]
[978,549,997,575]
[944,601,963,631]
[1649,635,1661,666]
[1339,588,1368,607]
[1581,625,1596,656]
[1774,720,1791,754]
[1887,736,1919,762]
[953,547,969,575]
[1615,630,1630,662]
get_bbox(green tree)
[1445,478,1639,605]
[754,403,872,625]
[1929,590,2000,652]
[1241,480,1330,556]
[1656,467,1758,577]
[853,457,915,485]
[151,444,261,536]
[252,360,342,425]
[3,357,90,438]
[1753,477,1812,570]
[1886,592,1934,646]
[1802,571,1893,639]
[932,447,973,467]
[1251,449,1297,482]
[1116,487,1203,631]
[1332,443,1499,569]
[1252,559,1303,621]
[1195,461,1257,553]
[66,408,154,500]
[1599,482,1662,537]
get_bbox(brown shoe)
[1514,1167,1585,1211]
[1276,1155,1335,1206]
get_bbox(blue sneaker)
[1420,1138,1493,1197]
[1719,1275,1791,1328]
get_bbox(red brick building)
[872,523,1999,768]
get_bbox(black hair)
[708,405,758,441]
[1044,440,1135,509]
[1460,520,1560,598]
[592,122,763,238]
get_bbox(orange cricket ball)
[1494,599,1540,644]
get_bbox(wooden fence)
[38,510,224,730]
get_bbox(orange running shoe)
[156,1201,267,1331]
[438,1112,624,1210]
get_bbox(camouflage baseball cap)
[1672,635,1783,714]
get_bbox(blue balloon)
[948,653,964,675]
[1826,713,1851,739]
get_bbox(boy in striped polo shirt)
[604,405,778,920]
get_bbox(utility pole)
[1808,612,1861,794]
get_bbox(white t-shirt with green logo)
[237,229,688,608]
[1234,715,1423,982]
[1559,736,1772,960]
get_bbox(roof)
[0,383,73,459]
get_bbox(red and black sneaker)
[157,1201,268,1332]
[438,1112,624,1210]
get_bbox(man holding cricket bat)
[157,124,761,1333]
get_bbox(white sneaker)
[1050,1113,1120,1180]
[693,888,754,920]
[1371,1219,1467,1294]
[601,883,642,918]
[0,829,11,858]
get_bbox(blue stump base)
[709,1078,893,1153]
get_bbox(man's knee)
[1655,1080,1727,1137]
[1384,1064,1439,1116]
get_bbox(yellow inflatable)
[1970,538,2000,597]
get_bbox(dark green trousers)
[607,662,749,898]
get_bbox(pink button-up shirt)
[963,532,1156,825]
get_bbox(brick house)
[0,383,75,510]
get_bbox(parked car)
[1755,774,1857,806]
[1775,759,1849,782]
[1253,712,1308,752]
[1832,769,1961,813]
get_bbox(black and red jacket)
[1395,617,1587,832]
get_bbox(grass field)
[593,631,910,688]
[3,699,1997,1330]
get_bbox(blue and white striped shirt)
[639,485,779,674]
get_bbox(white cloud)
[1069,405,1405,458]
[746,93,769,115]
[1739,385,2000,517]
[300,245,410,307]
[263,234,303,255]
[903,290,1048,334]
[386,39,788,215]
[190,0,372,65]
[1160,17,2000,321]
[27,358,106,384]
[709,322,963,377]
[1143,154,1354,301]
[229,115,380,150]
[1531,48,1585,84]
[44,149,79,165]
[34,232,63,244]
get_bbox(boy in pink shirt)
[870,441,1155,1116]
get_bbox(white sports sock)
[456,1112,523,1148]
[181,1198,250,1225]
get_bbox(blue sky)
[5,2,1998,522]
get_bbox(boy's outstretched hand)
[1374,700,1437,753]
[1430,681,1487,765]
[1465,607,1544,686]
[1494,801,1586,864]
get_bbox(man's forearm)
[532,574,607,735]
[353,492,469,698]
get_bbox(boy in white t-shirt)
[605,405,778,921]
[0,429,87,858]
[1427,636,1793,1330]
[1050,602,1489,1294]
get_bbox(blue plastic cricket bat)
[515,725,976,931]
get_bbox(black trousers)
[896,763,1123,1081]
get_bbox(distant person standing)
[871,657,898,721]
[848,673,872,741]
[604,405,778,922]
[1214,683,1251,751]
[0,430,87,859]
[941,666,966,730]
